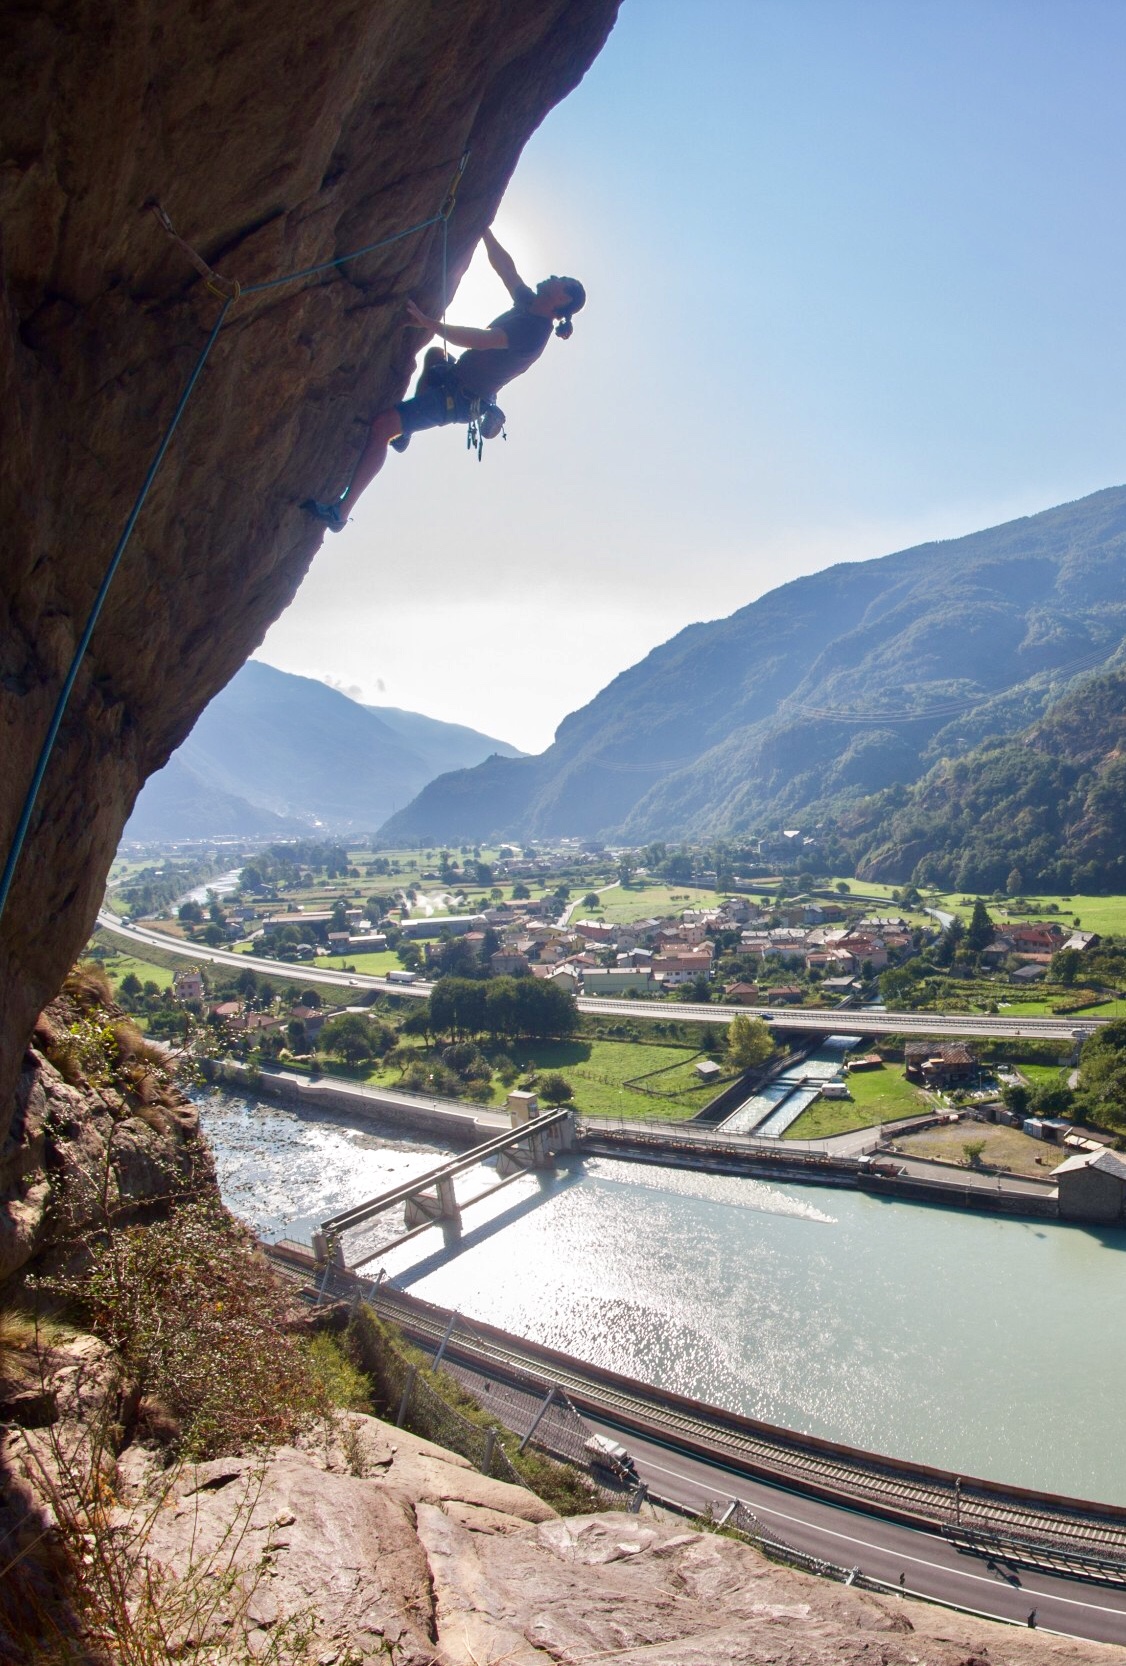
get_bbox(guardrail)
[943,1523,1126,1588]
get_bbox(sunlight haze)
[258,0,1126,753]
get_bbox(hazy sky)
[259,0,1126,753]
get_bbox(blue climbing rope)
[0,295,234,927]
[242,211,444,295]
[0,154,469,933]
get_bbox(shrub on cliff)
[47,1197,330,1459]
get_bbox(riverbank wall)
[203,1057,1061,1220]
[582,1126,1059,1219]
[200,1057,490,1147]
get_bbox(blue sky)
[260,0,1126,752]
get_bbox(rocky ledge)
[4,1331,1120,1666]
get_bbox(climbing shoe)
[389,432,411,453]
[301,498,347,532]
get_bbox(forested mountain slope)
[848,669,1126,892]
[379,485,1126,844]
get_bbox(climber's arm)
[482,227,526,300]
[405,299,507,350]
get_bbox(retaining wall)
[201,1057,484,1145]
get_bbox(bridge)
[313,1104,574,1266]
[97,913,1106,1042]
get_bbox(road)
[365,1287,1126,1646]
[586,1418,1126,1644]
[96,913,1101,1042]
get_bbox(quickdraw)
[467,397,506,461]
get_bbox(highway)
[586,1419,1126,1644]
[97,911,1103,1041]
[365,1288,1126,1647]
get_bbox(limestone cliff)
[0,970,213,1291]
[0,0,620,1127]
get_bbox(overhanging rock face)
[0,0,620,1124]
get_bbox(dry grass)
[889,1120,1068,1177]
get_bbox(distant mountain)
[848,669,1126,893]
[124,755,308,841]
[125,662,524,840]
[365,705,524,778]
[378,485,1126,845]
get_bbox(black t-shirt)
[455,283,552,397]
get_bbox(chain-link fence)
[342,1301,612,1516]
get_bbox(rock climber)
[303,227,585,530]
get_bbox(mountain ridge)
[126,662,524,840]
[379,484,1126,844]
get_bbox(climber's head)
[537,275,586,338]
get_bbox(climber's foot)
[301,498,347,532]
[389,432,411,454]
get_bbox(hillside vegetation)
[849,669,1126,890]
[379,484,1126,846]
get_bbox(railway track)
[370,1285,1126,1561]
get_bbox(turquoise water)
[198,1088,1126,1504]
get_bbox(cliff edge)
[0,0,620,1127]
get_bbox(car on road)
[584,1433,637,1483]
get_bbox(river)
[197,1087,1126,1505]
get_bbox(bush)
[46,1196,329,1458]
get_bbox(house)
[583,967,653,995]
[398,914,486,939]
[173,969,204,1002]
[573,919,615,943]
[823,975,859,995]
[1007,922,1065,950]
[1055,1148,1126,1223]
[766,985,803,1004]
[491,950,530,977]
[837,934,889,971]
[209,999,243,1022]
[904,1041,978,1088]
[1010,962,1047,982]
[846,1054,884,1072]
[546,966,582,993]
[723,981,761,1005]
[652,952,714,987]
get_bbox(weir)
[313,1104,574,1264]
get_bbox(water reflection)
[198,1088,1126,1504]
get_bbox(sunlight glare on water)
[199,1089,1126,1504]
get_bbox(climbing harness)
[0,153,470,930]
[467,398,506,461]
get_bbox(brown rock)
[0,1038,213,1289]
[0,0,620,1133]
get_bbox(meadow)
[595,881,729,924]
[784,1062,927,1140]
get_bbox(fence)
[346,1301,536,1492]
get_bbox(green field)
[596,882,728,924]
[312,950,401,975]
[919,891,1126,935]
[1017,1062,1071,1090]
[96,947,176,992]
[784,1063,929,1140]
[316,1035,715,1122]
